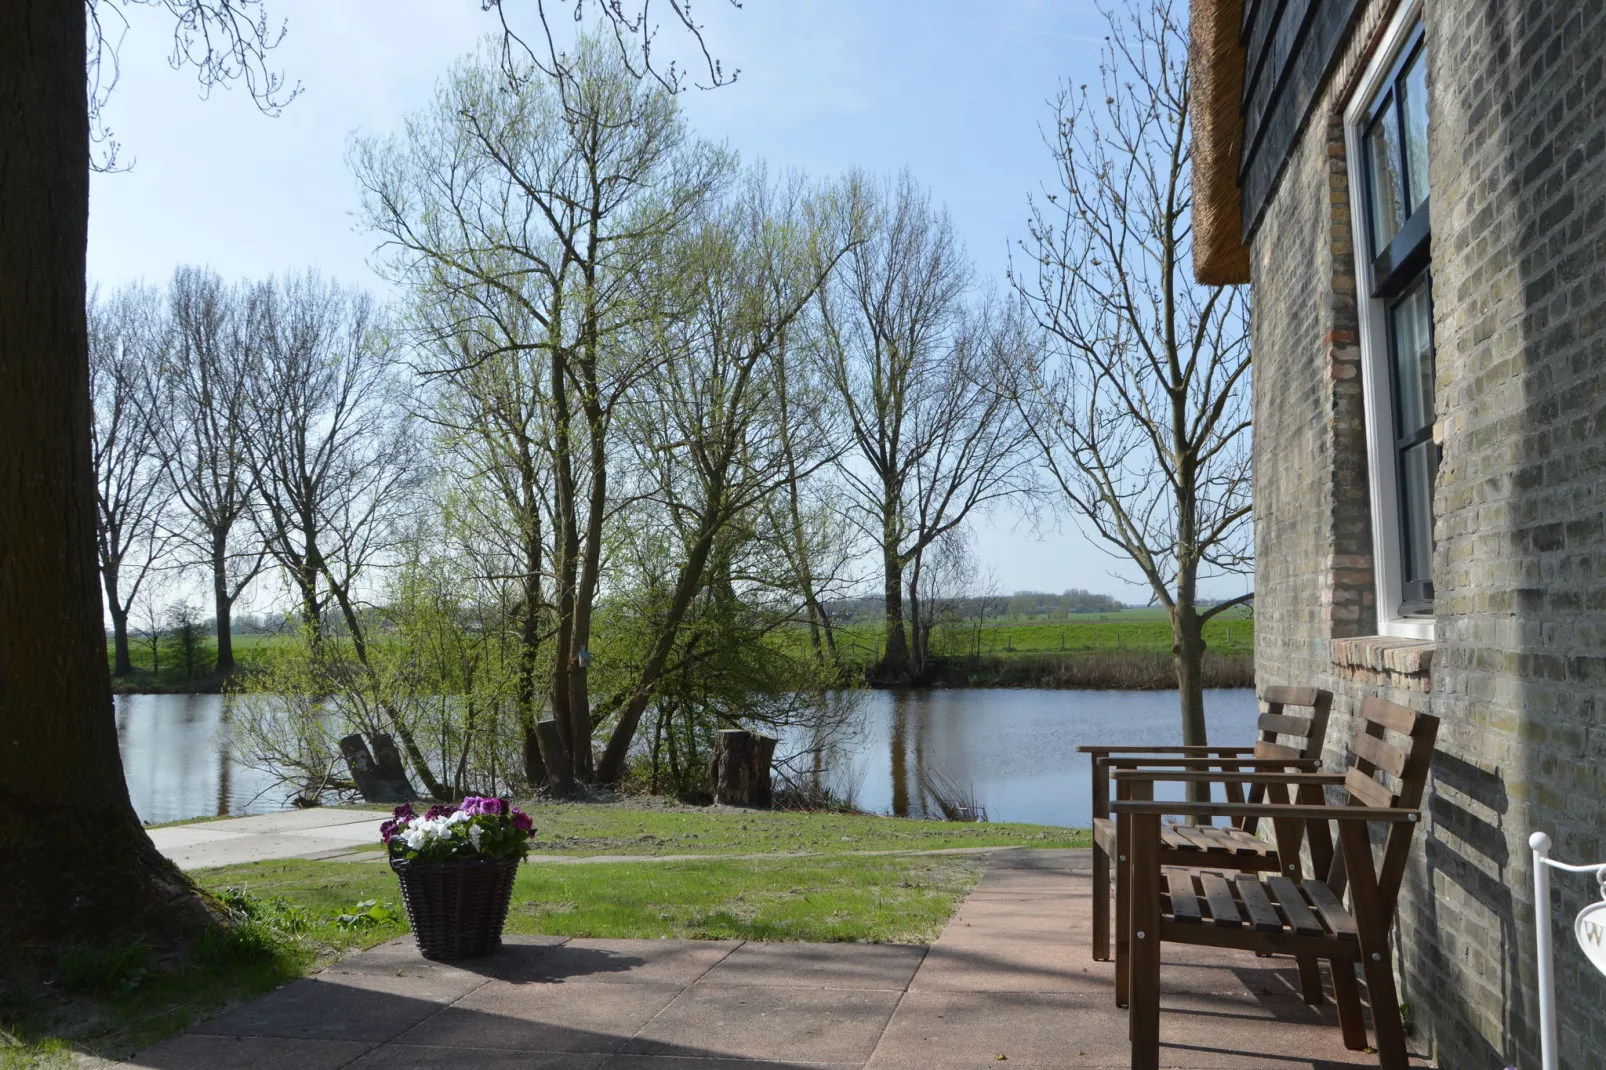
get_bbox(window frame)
[1343,0,1437,639]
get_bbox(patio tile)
[625,983,903,1062]
[117,1035,372,1069]
[699,941,926,991]
[603,1058,860,1070]
[189,972,469,1043]
[494,938,740,985]
[396,979,683,1052]
[347,1042,607,1068]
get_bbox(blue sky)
[88,0,1246,604]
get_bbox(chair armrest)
[1113,771,1344,785]
[1078,745,1258,755]
[1110,800,1421,823]
[1098,757,1320,770]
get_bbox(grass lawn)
[513,802,1089,856]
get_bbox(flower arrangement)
[381,797,534,865]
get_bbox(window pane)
[1400,47,1429,214]
[1399,441,1437,585]
[1390,281,1435,436]
[1366,98,1405,253]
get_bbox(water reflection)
[807,688,1260,827]
[117,687,1260,828]
[116,693,281,825]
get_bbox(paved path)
[120,849,1430,1068]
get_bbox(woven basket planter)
[391,855,519,960]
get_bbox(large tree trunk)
[877,536,909,683]
[1170,602,1212,804]
[107,601,134,676]
[211,529,235,675]
[0,0,214,955]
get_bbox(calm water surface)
[116,688,1258,827]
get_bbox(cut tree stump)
[709,729,778,808]
[339,733,415,803]
[534,718,575,795]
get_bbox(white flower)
[468,824,484,851]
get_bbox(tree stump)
[709,729,778,808]
[339,733,415,802]
[534,718,575,796]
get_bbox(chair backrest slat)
[1262,685,1321,707]
[1351,731,1407,777]
[1344,767,1395,808]
[1253,740,1302,761]
[1334,695,1440,911]
[1258,711,1313,737]
[1240,687,1334,834]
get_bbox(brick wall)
[1247,0,1606,1065]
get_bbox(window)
[1345,1,1437,635]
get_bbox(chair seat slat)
[1165,867,1202,924]
[1170,825,1222,852]
[1232,874,1285,932]
[1198,872,1244,928]
[1301,879,1358,941]
[1266,876,1325,937]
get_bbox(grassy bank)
[109,609,1255,693]
[916,649,1255,690]
[4,806,1086,1066]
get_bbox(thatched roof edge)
[1191,0,1251,285]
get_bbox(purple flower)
[392,803,415,820]
[379,819,397,843]
[512,809,533,833]
[424,804,458,821]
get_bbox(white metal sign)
[1576,901,1606,976]
[1530,831,1606,1070]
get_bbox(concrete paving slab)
[116,1035,372,1070]
[190,971,479,1043]
[604,1057,859,1070]
[624,983,904,1063]
[346,1043,607,1068]
[500,938,740,985]
[396,979,684,1053]
[700,941,926,991]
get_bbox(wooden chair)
[1111,697,1439,1070]
[1080,686,1333,984]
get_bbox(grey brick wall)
[1246,0,1606,1066]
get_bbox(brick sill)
[1330,635,1434,691]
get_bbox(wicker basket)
[391,855,520,960]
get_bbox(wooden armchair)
[1080,686,1333,976]
[1111,697,1439,1070]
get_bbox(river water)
[116,688,1258,827]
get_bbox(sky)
[87,0,1250,606]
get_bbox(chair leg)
[1361,948,1409,1070]
[1128,815,1162,1070]
[1115,826,1131,1006]
[1296,954,1325,1005]
[1093,840,1110,962]
[1330,959,1368,1051]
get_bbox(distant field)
[821,606,1254,663]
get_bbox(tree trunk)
[212,530,235,675]
[1171,602,1211,804]
[708,730,778,807]
[0,0,215,955]
[108,602,133,676]
[878,542,909,682]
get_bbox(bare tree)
[149,266,268,675]
[241,273,420,656]
[353,36,729,783]
[1012,0,1252,771]
[88,284,175,675]
[819,171,1032,683]
[594,171,848,783]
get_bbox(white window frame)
[1343,0,1435,641]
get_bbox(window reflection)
[1400,48,1429,214]
[1390,281,1435,435]
[1366,100,1405,254]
